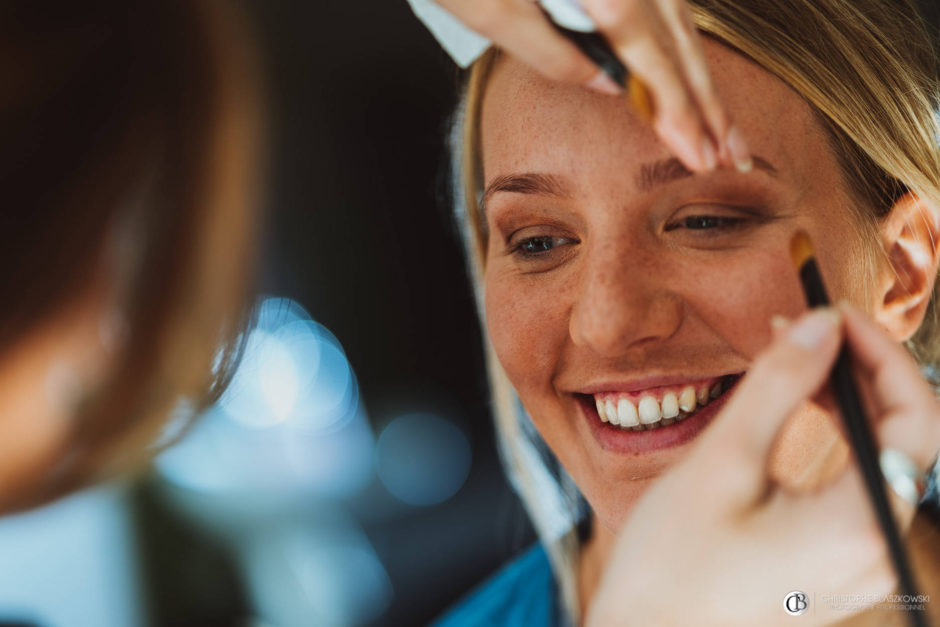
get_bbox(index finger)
[839,302,935,412]
[839,301,940,470]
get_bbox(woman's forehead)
[479,39,827,194]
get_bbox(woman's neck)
[577,514,618,620]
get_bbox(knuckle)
[460,1,508,33]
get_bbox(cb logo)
[784,591,809,616]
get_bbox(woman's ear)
[873,193,940,341]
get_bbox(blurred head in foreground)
[0,0,262,511]
[452,0,940,619]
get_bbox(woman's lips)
[576,375,743,454]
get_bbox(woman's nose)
[569,247,683,356]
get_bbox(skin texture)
[479,38,940,620]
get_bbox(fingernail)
[701,139,717,171]
[788,308,840,349]
[770,315,791,331]
[726,125,752,173]
[585,71,622,96]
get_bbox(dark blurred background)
[140,1,535,625]
[0,1,534,626]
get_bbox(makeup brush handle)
[833,347,927,627]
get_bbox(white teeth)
[617,399,639,427]
[696,386,709,405]
[595,378,736,430]
[606,400,619,426]
[679,386,696,412]
[710,382,722,399]
[661,392,679,419]
[638,396,661,424]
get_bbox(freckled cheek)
[484,275,566,395]
[682,253,808,357]
[687,253,848,489]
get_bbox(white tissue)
[406,0,490,68]
[541,0,595,32]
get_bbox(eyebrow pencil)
[790,230,926,627]
[540,8,653,122]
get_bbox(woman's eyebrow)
[482,172,570,209]
[637,155,778,192]
[481,156,778,208]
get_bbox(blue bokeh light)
[375,413,472,506]
[218,299,356,434]
[155,295,372,501]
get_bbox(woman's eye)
[512,235,572,257]
[667,215,746,231]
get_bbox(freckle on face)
[479,40,869,531]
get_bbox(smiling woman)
[438,0,940,625]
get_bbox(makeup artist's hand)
[586,304,940,627]
[433,0,751,172]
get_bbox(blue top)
[430,544,565,627]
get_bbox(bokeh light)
[219,298,356,434]
[155,296,372,501]
[375,413,472,506]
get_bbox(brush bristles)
[790,230,815,269]
[628,77,654,123]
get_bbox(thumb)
[697,308,843,510]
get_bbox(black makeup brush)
[790,230,926,627]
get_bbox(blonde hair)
[452,0,940,621]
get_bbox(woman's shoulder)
[430,543,560,627]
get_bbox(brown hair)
[0,0,262,509]
[452,0,940,620]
